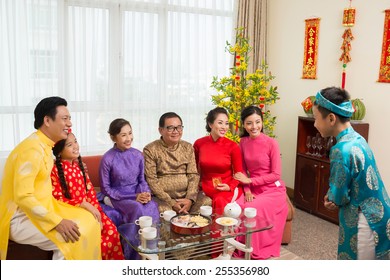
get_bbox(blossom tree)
[210,28,279,142]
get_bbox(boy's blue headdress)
[315,91,354,117]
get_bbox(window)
[0,0,236,157]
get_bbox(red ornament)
[259,104,265,109]
[259,96,265,101]
[301,97,314,112]
[343,7,356,27]
[236,62,240,66]
[236,55,240,59]
[235,76,240,80]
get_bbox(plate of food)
[170,214,211,235]
[215,217,238,227]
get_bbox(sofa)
[282,194,295,245]
[6,154,294,259]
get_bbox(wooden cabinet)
[293,116,369,224]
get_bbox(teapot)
[223,188,242,218]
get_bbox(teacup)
[244,219,257,228]
[200,205,212,216]
[160,210,176,222]
[138,226,157,240]
[135,216,153,228]
[244,207,257,218]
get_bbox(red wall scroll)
[302,18,320,79]
[378,10,390,83]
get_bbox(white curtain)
[0,0,236,157]
[0,0,60,156]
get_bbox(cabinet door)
[294,156,319,212]
[315,163,339,224]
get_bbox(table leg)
[244,232,252,260]
[222,239,230,258]
[158,241,166,260]
[224,237,253,259]
[140,238,147,260]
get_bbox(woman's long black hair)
[52,134,87,199]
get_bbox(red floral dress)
[51,160,124,260]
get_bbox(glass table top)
[118,211,272,255]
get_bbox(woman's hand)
[215,183,231,191]
[234,172,252,184]
[323,194,338,211]
[136,192,152,204]
[80,201,103,229]
[244,191,255,202]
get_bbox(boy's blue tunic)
[327,126,390,259]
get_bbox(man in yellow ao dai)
[0,97,101,260]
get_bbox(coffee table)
[119,212,272,260]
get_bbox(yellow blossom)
[210,27,279,142]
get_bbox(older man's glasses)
[165,125,184,132]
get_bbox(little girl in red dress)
[51,132,124,260]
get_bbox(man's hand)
[173,198,192,214]
[82,161,88,173]
[55,219,81,243]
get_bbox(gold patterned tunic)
[143,138,210,213]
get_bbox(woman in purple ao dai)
[98,118,159,259]
[233,106,288,260]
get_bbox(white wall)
[268,0,390,193]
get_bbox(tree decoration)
[210,27,279,142]
[340,0,356,89]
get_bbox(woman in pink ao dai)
[233,105,288,260]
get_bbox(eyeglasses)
[165,125,184,132]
